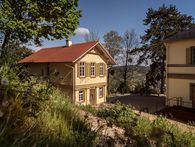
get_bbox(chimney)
[66,39,72,47]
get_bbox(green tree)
[117,29,138,93]
[2,41,33,64]
[103,30,122,60]
[138,5,193,94]
[103,30,122,95]
[0,0,81,61]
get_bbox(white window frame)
[90,63,96,77]
[99,87,103,98]
[80,62,85,77]
[99,63,104,76]
[79,90,84,102]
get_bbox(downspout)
[64,64,75,104]
[164,43,169,106]
[107,59,111,100]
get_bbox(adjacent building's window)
[99,63,104,76]
[99,87,104,98]
[79,90,85,102]
[80,62,85,77]
[90,63,96,77]
[192,48,195,64]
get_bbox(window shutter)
[186,47,192,64]
[84,89,86,102]
[103,87,105,97]
[86,63,89,77]
[96,63,99,77]
[104,64,107,77]
[77,63,80,77]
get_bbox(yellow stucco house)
[165,27,195,108]
[19,41,116,105]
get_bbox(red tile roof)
[19,41,99,63]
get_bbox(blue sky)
[32,0,195,50]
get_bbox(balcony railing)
[166,97,192,108]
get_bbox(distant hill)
[108,65,149,93]
[112,65,149,74]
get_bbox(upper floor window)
[99,63,104,76]
[90,63,96,77]
[80,62,85,77]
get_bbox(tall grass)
[0,65,97,147]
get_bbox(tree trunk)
[123,50,129,85]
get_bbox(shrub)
[95,103,195,146]
[79,104,97,115]
[97,103,136,126]
[134,117,152,138]
[0,65,98,147]
[151,116,195,147]
[117,82,130,94]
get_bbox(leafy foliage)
[85,103,195,146]
[0,65,97,147]
[79,104,97,115]
[97,103,136,126]
[136,5,193,93]
[0,0,81,61]
[1,41,33,64]
[103,30,123,60]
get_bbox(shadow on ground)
[107,94,166,113]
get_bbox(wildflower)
[0,110,4,117]
[1,78,9,86]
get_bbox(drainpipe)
[164,43,169,106]
[64,64,75,104]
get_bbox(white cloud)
[74,27,89,36]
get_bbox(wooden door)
[90,89,96,105]
[191,85,195,108]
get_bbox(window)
[80,62,85,77]
[41,64,50,77]
[99,87,104,98]
[90,63,96,77]
[99,63,104,76]
[79,90,85,102]
[46,63,50,76]
[192,48,195,64]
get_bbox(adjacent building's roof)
[19,41,116,64]
[165,27,195,43]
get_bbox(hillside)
[109,65,149,93]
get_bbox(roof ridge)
[39,41,99,51]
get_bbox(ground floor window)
[79,90,85,102]
[99,87,104,98]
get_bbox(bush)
[97,103,136,126]
[95,102,195,146]
[0,65,98,147]
[79,104,97,115]
[117,82,130,94]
